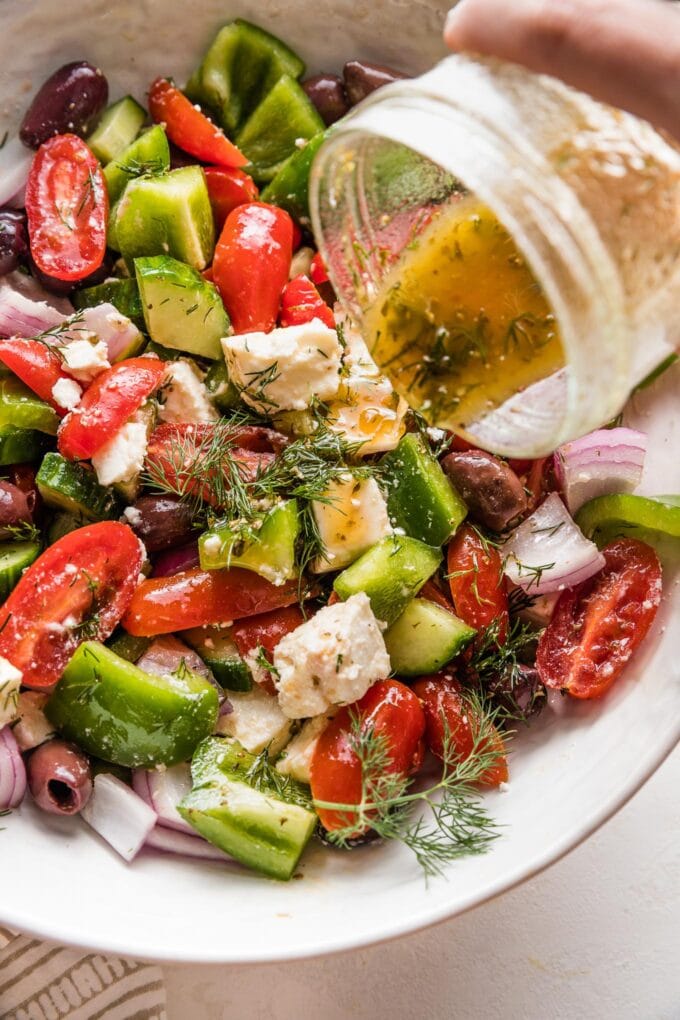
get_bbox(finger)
[444,0,680,139]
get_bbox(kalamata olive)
[343,60,409,107]
[20,61,108,149]
[0,208,29,277]
[27,739,93,815]
[442,449,528,531]
[302,74,349,125]
[485,664,546,724]
[125,495,196,553]
[0,480,33,537]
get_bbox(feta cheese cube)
[312,475,392,572]
[11,691,54,751]
[158,360,218,424]
[51,377,83,411]
[223,318,342,414]
[215,684,292,755]
[61,338,110,383]
[276,713,334,784]
[91,421,148,487]
[274,592,391,719]
[0,655,22,728]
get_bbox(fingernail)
[444,3,465,40]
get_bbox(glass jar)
[310,55,680,458]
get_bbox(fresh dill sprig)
[244,745,312,810]
[317,691,504,879]
[116,157,168,180]
[464,616,544,725]
[2,521,41,543]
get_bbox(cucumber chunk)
[187,19,305,134]
[88,96,146,165]
[36,452,120,521]
[0,426,50,466]
[182,627,252,692]
[103,124,170,203]
[0,541,41,599]
[0,377,59,435]
[199,500,299,584]
[47,642,219,768]
[235,75,325,184]
[380,433,467,547]
[106,630,152,664]
[333,535,441,626]
[74,278,145,330]
[46,510,88,545]
[114,166,215,270]
[204,359,240,412]
[384,599,475,676]
[179,736,316,880]
[260,131,326,226]
[135,255,230,361]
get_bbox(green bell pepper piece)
[0,377,59,435]
[46,642,219,768]
[260,131,327,226]
[198,499,299,583]
[0,426,50,465]
[576,493,680,546]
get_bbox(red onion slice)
[151,542,200,578]
[81,773,157,862]
[0,279,67,337]
[502,493,605,595]
[132,763,195,835]
[145,823,236,863]
[555,427,647,513]
[0,724,27,810]
[76,303,143,362]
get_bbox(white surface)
[163,748,680,1019]
[1,0,679,965]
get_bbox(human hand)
[444,0,680,139]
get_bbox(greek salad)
[0,20,676,881]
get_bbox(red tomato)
[419,577,455,613]
[204,166,259,231]
[291,222,303,252]
[447,524,509,640]
[232,604,306,695]
[0,338,73,413]
[310,679,425,833]
[144,423,276,509]
[58,357,167,460]
[536,538,662,700]
[122,567,303,636]
[25,134,108,282]
[525,457,553,512]
[279,274,335,330]
[309,251,329,285]
[0,522,142,689]
[411,674,508,786]
[213,203,294,334]
[148,78,248,169]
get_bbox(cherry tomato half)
[122,567,304,636]
[26,134,108,282]
[536,538,662,700]
[0,522,143,689]
[0,338,73,413]
[309,251,329,286]
[204,166,259,231]
[148,78,248,169]
[279,274,335,330]
[447,524,509,640]
[310,679,425,834]
[58,357,167,460]
[232,604,306,695]
[411,673,508,786]
[213,203,294,334]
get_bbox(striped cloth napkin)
[0,927,167,1020]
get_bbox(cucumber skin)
[36,452,120,522]
[0,542,41,600]
[333,536,442,627]
[381,433,467,548]
[181,627,252,692]
[384,599,475,676]
[0,427,50,466]
[74,278,145,330]
[88,95,146,165]
[47,642,219,769]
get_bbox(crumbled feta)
[0,655,22,728]
[158,360,218,424]
[274,592,391,719]
[276,713,334,784]
[215,684,292,755]
[123,505,143,528]
[51,377,82,411]
[91,421,148,487]
[312,475,392,572]
[223,319,342,414]
[61,338,110,383]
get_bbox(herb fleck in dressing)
[364,196,565,430]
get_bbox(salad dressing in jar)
[311,55,680,458]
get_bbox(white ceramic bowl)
[1,0,679,965]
